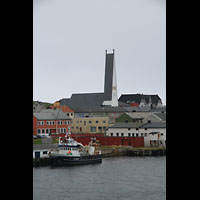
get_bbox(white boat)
[49,134,102,167]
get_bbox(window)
[145,133,147,137]
[90,127,96,132]
[58,121,63,125]
[89,121,92,124]
[132,133,134,137]
[128,133,131,137]
[96,121,99,123]
[103,120,106,123]
[46,129,49,134]
[111,133,113,136]
[136,133,139,137]
[84,121,86,125]
[121,133,124,136]
[141,133,143,137]
[161,133,164,136]
[38,121,44,125]
[43,151,48,155]
[116,133,119,136]
[145,128,148,130]
[37,129,41,134]
[42,129,45,134]
[128,128,131,130]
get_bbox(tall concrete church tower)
[102,49,118,107]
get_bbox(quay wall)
[33,147,166,167]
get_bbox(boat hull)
[50,155,102,167]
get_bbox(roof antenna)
[113,49,115,54]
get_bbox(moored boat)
[49,133,102,167]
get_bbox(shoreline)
[33,145,166,167]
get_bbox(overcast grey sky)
[33,0,166,104]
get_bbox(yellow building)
[53,101,60,107]
[71,117,109,134]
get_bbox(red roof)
[50,105,74,113]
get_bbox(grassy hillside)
[33,101,53,108]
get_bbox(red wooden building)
[33,109,72,136]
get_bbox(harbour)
[33,156,166,200]
[33,145,166,167]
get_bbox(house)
[50,105,74,118]
[115,112,166,124]
[119,94,163,108]
[105,122,146,147]
[140,122,166,147]
[71,117,109,134]
[33,109,72,136]
[126,112,166,123]
[105,122,147,137]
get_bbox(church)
[59,50,163,112]
[59,49,121,111]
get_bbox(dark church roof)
[119,94,161,105]
[104,52,114,101]
[59,93,104,108]
[71,93,105,107]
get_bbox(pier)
[97,146,166,157]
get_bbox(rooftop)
[140,122,166,128]
[34,109,71,120]
[109,122,147,129]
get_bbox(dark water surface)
[33,156,166,200]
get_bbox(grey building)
[119,94,163,108]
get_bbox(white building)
[139,122,166,147]
[105,121,166,147]
[105,122,147,137]
[33,150,49,158]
